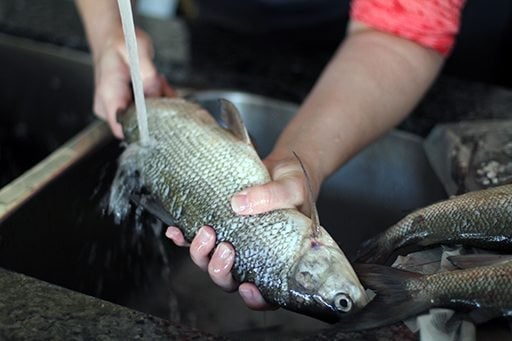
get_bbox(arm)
[75,0,174,138]
[230,21,444,214]
[167,20,445,309]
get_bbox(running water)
[117,0,150,145]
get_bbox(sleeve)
[350,0,466,56]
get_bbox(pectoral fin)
[130,193,176,226]
[292,151,320,238]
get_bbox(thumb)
[123,28,160,97]
[231,163,305,215]
[138,53,160,97]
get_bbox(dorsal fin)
[292,151,320,238]
[219,99,252,145]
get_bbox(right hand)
[230,151,320,216]
[92,28,175,138]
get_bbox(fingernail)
[231,192,249,213]
[213,244,233,273]
[197,228,213,250]
[239,287,253,300]
[219,244,232,260]
[165,227,178,239]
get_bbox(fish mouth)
[295,293,361,323]
[309,295,346,323]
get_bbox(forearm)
[75,0,123,57]
[270,21,444,188]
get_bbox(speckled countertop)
[0,268,224,340]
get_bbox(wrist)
[90,26,124,62]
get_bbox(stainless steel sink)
[0,33,112,222]
[0,35,448,339]
[0,33,97,188]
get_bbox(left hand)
[165,225,275,310]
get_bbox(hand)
[165,226,275,310]
[92,28,175,138]
[231,152,319,216]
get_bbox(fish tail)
[108,144,148,223]
[354,234,392,264]
[337,264,429,331]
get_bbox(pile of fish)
[108,97,369,322]
[338,184,512,331]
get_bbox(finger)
[137,43,160,98]
[94,94,127,139]
[189,226,216,271]
[231,175,304,215]
[165,226,189,247]
[103,90,129,139]
[108,112,125,139]
[94,71,132,139]
[239,283,277,311]
[141,71,174,98]
[159,74,176,97]
[207,242,237,292]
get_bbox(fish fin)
[219,99,252,145]
[336,264,428,331]
[447,254,512,269]
[427,309,464,335]
[130,193,176,227]
[353,233,390,264]
[292,151,320,238]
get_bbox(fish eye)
[334,293,353,313]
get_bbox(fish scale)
[109,98,368,321]
[408,260,512,310]
[337,260,512,331]
[123,101,302,294]
[356,184,512,264]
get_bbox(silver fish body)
[336,260,512,331]
[108,98,368,322]
[356,184,512,264]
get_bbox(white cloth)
[393,246,476,341]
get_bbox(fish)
[107,97,368,322]
[355,184,512,264]
[336,259,512,331]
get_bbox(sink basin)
[0,33,95,187]
[0,30,451,339]
[0,77,448,338]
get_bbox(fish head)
[286,228,369,323]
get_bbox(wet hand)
[231,153,318,216]
[92,28,175,138]
[165,226,275,311]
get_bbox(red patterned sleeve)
[350,0,466,56]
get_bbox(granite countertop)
[1,1,512,340]
[0,268,224,340]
